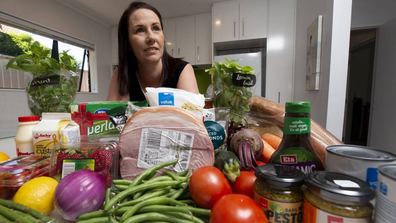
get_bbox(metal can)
[303,171,375,223]
[254,164,305,223]
[326,145,396,191]
[375,164,396,223]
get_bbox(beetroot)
[229,128,263,170]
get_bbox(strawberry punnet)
[88,148,113,172]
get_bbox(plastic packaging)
[15,116,40,156]
[50,140,119,187]
[119,106,214,180]
[0,155,50,199]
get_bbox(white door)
[214,52,262,97]
[212,1,239,43]
[162,19,176,57]
[195,13,212,65]
[176,16,195,63]
[239,0,268,40]
[368,17,396,153]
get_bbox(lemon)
[0,152,10,162]
[13,176,58,215]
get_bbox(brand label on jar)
[284,117,310,135]
[272,147,320,175]
[303,199,370,223]
[254,192,302,223]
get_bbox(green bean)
[120,189,170,207]
[129,159,179,188]
[175,206,211,216]
[76,216,109,223]
[177,169,189,177]
[12,209,38,222]
[104,181,180,211]
[166,212,205,223]
[136,205,191,215]
[0,199,54,222]
[0,205,31,223]
[120,196,186,222]
[113,179,133,185]
[177,200,196,206]
[109,214,119,223]
[123,212,193,223]
[115,184,129,191]
[163,171,181,182]
[77,210,109,220]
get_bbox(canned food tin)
[375,164,396,223]
[326,145,396,191]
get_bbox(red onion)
[54,169,106,221]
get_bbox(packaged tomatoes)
[0,155,50,199]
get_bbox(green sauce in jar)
[254,164,305,223]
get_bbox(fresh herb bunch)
[6,41,79,116]
[206,58,255,125]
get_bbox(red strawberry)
[56,150,69,171]
[88,148,113,172]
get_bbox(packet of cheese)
[32,113,80,156]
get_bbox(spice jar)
[254,164,305,223]
[15,116,40,156]
[303,171,375,223]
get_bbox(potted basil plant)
[6,41,79,117]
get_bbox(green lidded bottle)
[268,101,324,175]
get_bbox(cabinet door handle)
[178,48,180,56]
[171,49,174,56]
[197,46,200,62]
[233,19,236,37]
[242,18,245,37]
[278,92,281,103]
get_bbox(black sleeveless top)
[128,60,188,101]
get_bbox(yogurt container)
[326,145,396,191]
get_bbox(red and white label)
[328,216,343,223]
[281,155,298,164]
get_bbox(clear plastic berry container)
[50,139,119,188]
[0,155,51,200]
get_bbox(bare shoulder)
[177,63,199,94]
[107,67,129,101]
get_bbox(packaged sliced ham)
[119,106,214,180]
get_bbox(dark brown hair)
[117,1,181,96]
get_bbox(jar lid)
[327,145,396,161]
[255,164,305,187]
[305,171,375,202]
[18,116,40,122]
[285,101,310,113]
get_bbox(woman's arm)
[107,67,130,101]
[176,63,200,94]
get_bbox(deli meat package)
[119,106,214,180]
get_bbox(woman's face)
[128,9,164,64]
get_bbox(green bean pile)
[77,159,211,223]
[0,198,57,223]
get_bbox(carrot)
[261,139,276,163]
[261,133,282,150]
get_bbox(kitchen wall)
[294,0,352,139]
[0,0,112,133]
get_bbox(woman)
[107,1,199,101]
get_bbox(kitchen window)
[0,12,96,92]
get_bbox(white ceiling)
[56,0,231,28]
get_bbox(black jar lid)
[305,171,375,202]
[255,164,306,187]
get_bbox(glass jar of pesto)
[303,171,375,223]
[254,164,305,223]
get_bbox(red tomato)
[232,171,256,198]
[189,166,231,209]
[211,194,267,223]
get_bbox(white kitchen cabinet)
[176,16,195,64]
[212,0,268,43]
[195,13,212,64]
[163,19,176,57]
[163,13,212,65]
